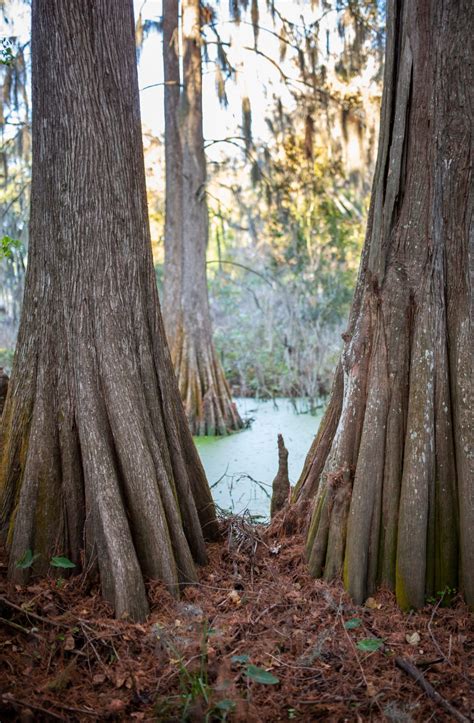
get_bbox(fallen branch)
[395,657,469,723]
[2,692,98,719]
[0,614,36,635]
[2,694,66,720]
[0,594,65,628]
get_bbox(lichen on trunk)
[0,0,219,622]
[294,0,473,610]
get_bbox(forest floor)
[0,515,472,722]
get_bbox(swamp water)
[194,398,323,521]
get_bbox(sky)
[134,0,306,156]
[2,0,356,161]
[133,0,357,163]
[3,0,304,154]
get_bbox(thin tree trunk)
[0,369,8,418]
[294,0,473,610]
[163,0,243,436]
[162,0,183,346]
[0,0,219,623]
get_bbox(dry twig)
[395,657,469,723]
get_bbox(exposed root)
[173,329,243,436]
[0,313,219,621]
[292,0,473,611]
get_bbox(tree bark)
[162,0,183,344]
[162,0,243,436]
[294,0,473,610]
[0,0,219,622]
[270,434,290,519]
[0,369,8,418]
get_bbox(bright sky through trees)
[2,0,379,161]
[135,0,378,159]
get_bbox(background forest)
[0,2,473,720]
[1,0,383,406]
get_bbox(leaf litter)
[0,515,472,721]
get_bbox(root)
[174,331,243,436]
[297,283,468,608]
[1,320,219,621]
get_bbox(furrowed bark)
[270,434,290,518]
[162,0,183,345]
[162,0,243,436]
[0,0,218,622]
[0,369,9,418]
[296,0,473,609]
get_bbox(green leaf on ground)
[231,654,250,664]
[344,617,362,629]
[215,699,236,712]
[245,664,280,684]
[50,556,76,569]
[356,637,384,652]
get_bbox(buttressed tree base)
[0,0,218,622]
[294,0,473,610]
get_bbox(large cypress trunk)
[294,0,473,609]
[0,0,218,622]
[163,0,243,436]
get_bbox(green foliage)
[356,637,384,652]
[15,549,40,569]
[214,699,236,716]
[50,556,76,569]
[231,654,250,664]
[201,29,380,398]
[344,617,362,629]
[245,664,279,685]
[231,653,280,685]
[1,38,14,66]
[155,623,237,722]
[208,130,368,400]
[425,586,457,606]
[202,0,381,402]
[0,235,21,260]
[0,348,14,369]
[155,636,281,720]
[15,550,76,571]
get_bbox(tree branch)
[395,657,469,723]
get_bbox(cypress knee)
[270,434,290,518]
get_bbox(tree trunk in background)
[162,0,183,346]
[0,368,8,418]
[163,0,242,436]
[0,0,218,622]
[294,0,473,610]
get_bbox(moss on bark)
[294,0,473,610]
